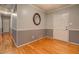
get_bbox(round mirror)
[33,13,41,25]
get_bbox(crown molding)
[29,4,46,13]
[46,4,75,14]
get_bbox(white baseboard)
[53,38,79,45]
[16,37,47,47]
[69,42,79,45]
[13,36,79,48]
[11,35,18,47]
[53,37,69,42]
[69,29,79,31]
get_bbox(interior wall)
[47,5,79,30]
[14,4,46,46]
[46,14,53,37]
[12,4,79,46]
[65,5,79,43]
[46,14,53,29]
[11,14,17,43]
[17,4,46,30]
[69,5,79,44]
[47,5,79,44]
[68,5,79,30]
[0,14,2,34]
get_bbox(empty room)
[0,4,79,54]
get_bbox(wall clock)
[33,13,41,25]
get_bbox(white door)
[53,13,69,42]
[3,17,10,33]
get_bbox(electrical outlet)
[46,32,48,35]
[32,35,35,39]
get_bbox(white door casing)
[3,17,10,33]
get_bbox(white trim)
[14,28,46,31]
[12,35,18,47]
[53,38,69,42]
[16,37,47,47]
[69,41,79,45]
[10,33,18,47]
[47,5,75,14]
[15,36,79,48]
[69,29,79,31]
[29,5,46,13]
[52,29,79,31]
[53,38,79,45]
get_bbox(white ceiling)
[0,4,70,13]
[34,4,68,11]
[0,4,17,12]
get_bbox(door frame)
[1,14,10,34]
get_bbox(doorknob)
[65,26,68,30]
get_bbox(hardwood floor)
[0,33,17,53]
[0,34,2,52]
[0,34,2,45]
[0,33,79,54]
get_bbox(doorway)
[1,15,10,34]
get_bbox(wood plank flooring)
[0,33,79,54]
[0,34,2,52]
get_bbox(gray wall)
[12,29,17,45]
[12,5,48,46]
[68,5,79,44]
[15,29,46,46]
[11,13,17,44]
[11,13,17,33]
[47,5,79,44]
[17,4,46,30]
[12,29,53,46]
[0,14,2,34]
[69,5,79,30]
[69,30,79,44]
[47,5,79,30]
[0,28,2,34]
[12,5,79,46]
[46,14,53,37]
[46,29,53,37]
